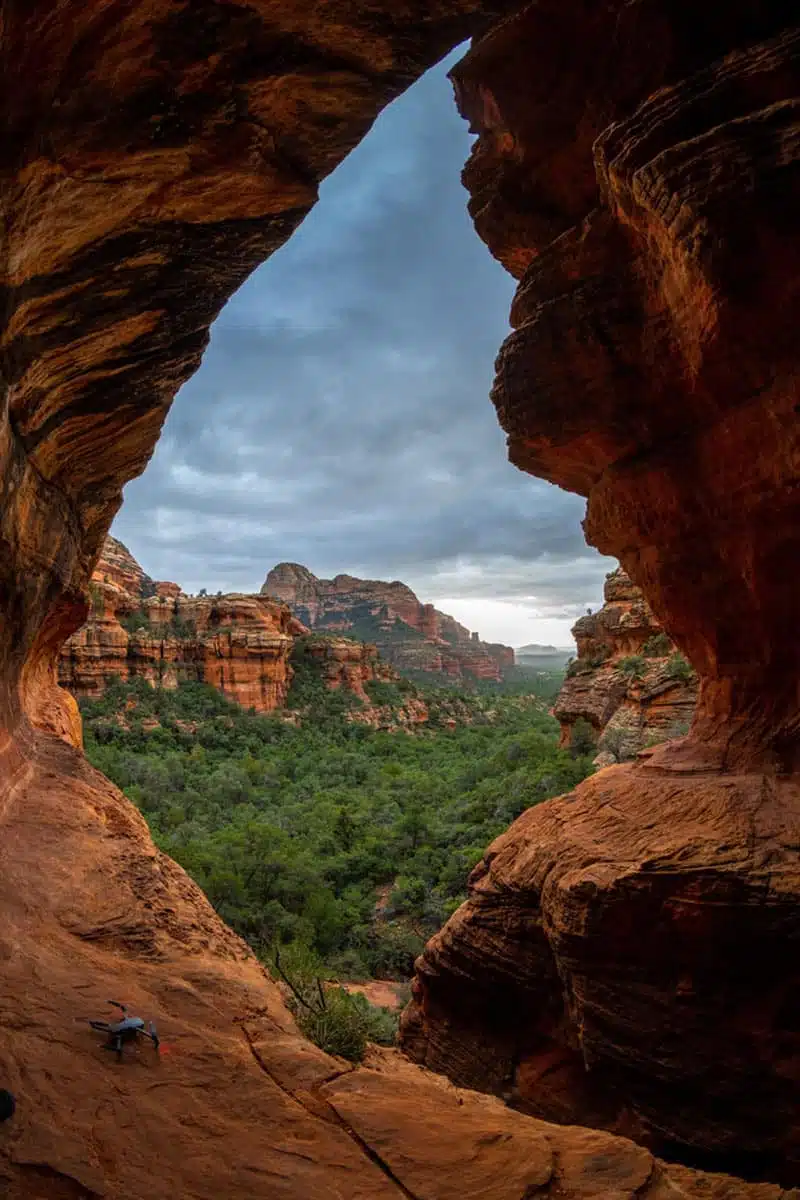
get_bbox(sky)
[113,47,615,649]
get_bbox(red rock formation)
[295,633,398,703]
[61,542,465,728]
[155,581,181,599]
[554,567,696,762]
[263,562,514,681]
[402,2,800,1181]
[1,1,798,1196]
[292,634,430,730]
[60,542,302,713]
[91,534,156,598]
[1,744,787,1200]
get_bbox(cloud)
[114,47,614,640]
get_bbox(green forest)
[80,665,590,987]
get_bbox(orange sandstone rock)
[554,568,696,761]
[402,1,800,1180]
[263,562,513,681]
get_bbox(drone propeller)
[108,1000,127,1014]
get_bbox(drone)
[88,1001,160,1059]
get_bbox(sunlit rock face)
[554,568,697,761]
[401,1,800,1183]
[58,539,302,715]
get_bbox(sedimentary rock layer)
[60,538,424,719]
[0,0,526,761]
[263,561,514,681]
[402,0,800,1182]
[0,730,787,1200]
[554,568,696,761]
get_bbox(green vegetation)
[664,651,694,683]
[118,611,196,639]
[118,609,150,635]
[642,632,672,657]
[565,646,611,677]
[320,605,425,647]
[88,583,104,617]
[570,717,597,757]
[273,945,397,1062]
[80,674,592,982]
[404,665,565,703]
[364,679,413,707]
[616,654,647,680]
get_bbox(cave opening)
[110,46,611,649]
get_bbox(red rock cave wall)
[0,0,526,765]
[453,0,800,771]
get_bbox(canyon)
[59,536,432,730]
[554,567,697,763]
[0,0,798,1197]
[400,0,800,1182]
[263,561,514,682]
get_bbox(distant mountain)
[262,562,514,682]
[515,643,574,669]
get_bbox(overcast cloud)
[113,48,615,648]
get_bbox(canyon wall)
[59,538,304,712]
[554,567,697,763]
[401,0,800,1183]
[263,561,514,681]
[59,537,422,718]
[0,0,798,1196]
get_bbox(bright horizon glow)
[431,597,576,649]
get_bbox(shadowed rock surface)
[1,0,799,1195]
[401,0,800,1182]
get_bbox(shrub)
[365,680,408,708]
[598,726,632,763]
[642,632,672,657]
[119,609,150,635]
[570,717,597,757]
[272,950,397,1062]
[617,655,646,680]
[664,652,694,683]
[170,616,197,639]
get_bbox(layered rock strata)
[401,0,800,1183]
[0,738,788,1198]
[554,567,697,762]
[263,562,514,681]
[59,541,304,713]
[0,1,798,1196]
[60,539,431,718]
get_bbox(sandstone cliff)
[554,567,697,763]
[60,540,303,713]
[263,562,514,682]
[401,0,800,1181]
[290,635,431,731]
[61,539,432,719]
[1,0,798,1195]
